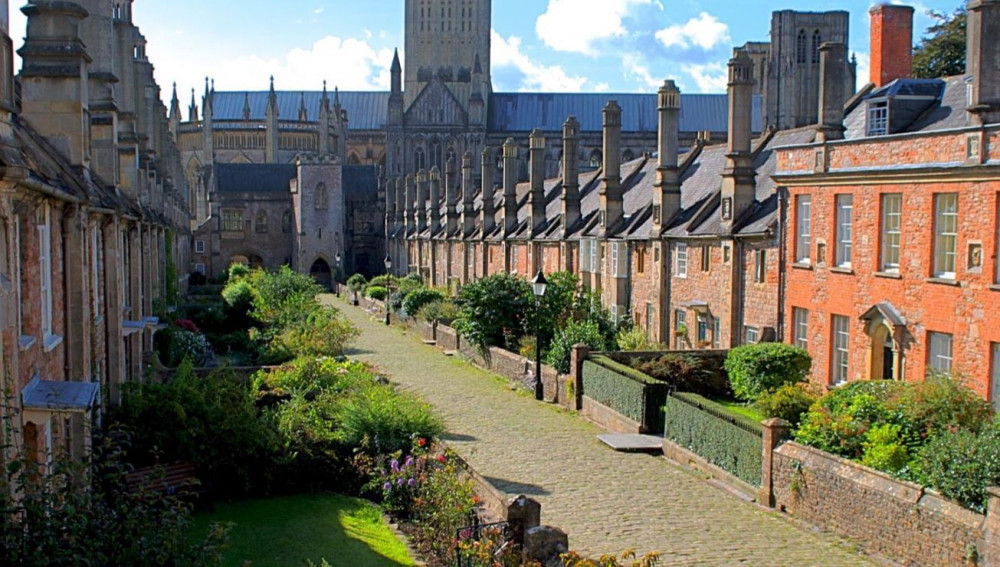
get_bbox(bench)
[126,462,205,498]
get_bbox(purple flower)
[405,456,414,467]
[396,478,404,486]
[383,482,391,491]
[407,478,415,486]
[390,459,400,472]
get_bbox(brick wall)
[773,442,984,567]
[741,239,780,341]
[669,241,735,349]
[629,242,661,342]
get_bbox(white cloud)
[684,62,728,93]
[536,0,653,55]
[853,51,871,91]
[313,7,324,14]
[492,31,589,92]
[622,54,662,90]
[593,82,611,93]
[655,12,730,51]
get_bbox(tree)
[912,7,967,79]
[453,273,533,352]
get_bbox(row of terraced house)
[0,0,190,464]
[386,2,1000,405]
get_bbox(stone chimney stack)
[502,138,519,236]
[529,129,547,236]
[966,0,1000,125]
[599,101,623,235]
[445,156,459,235]
[461,151,476,235]
[19,0,91,167]
[561,116,581,237]
[481,148,497,237]
[720,50,757,234]
[416,170,428,232]
[429,166,442,233]
[817,42,850,142]
[404,173,416,233]
[869,4,914,88]
[653,80,681,235]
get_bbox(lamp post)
[335,252,342,298]
[531,269,548,401]
[384,256,392,326]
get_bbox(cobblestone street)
[330,296,875,565]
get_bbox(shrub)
[250,266,323,329]
[795,381,902,459]
[545,319,606,374]
[366,285,388,300]
[753,383,819,426]
[633,353,730,398]
[228,262,251,282]
[417,299,459,324]
[366,275,395,289]
[616,326,657,352]
[402,288,445,317]
[893,374,993,439]
[454,273,533,353]
[275,307,360,358]
[409,450,477,561]
[220,278,255,324]
[167,329,215,367]
[336,386,444,455]
[860,423,910,474]
[724,343,811,402]
[346,273,367,293]
[917,426,1000,513]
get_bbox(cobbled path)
[329,295,875,566]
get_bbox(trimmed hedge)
[582,355,673,433]
[664,392,763,487]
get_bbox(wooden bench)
[126,462,204,498]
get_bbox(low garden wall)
[770,441,986,567]
[580,355,673,434]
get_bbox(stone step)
[597,434,664,453]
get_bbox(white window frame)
[835,194,853,268]
[195,240,206,254]
[928,332,954,374]
[510,245,520,275]
[793,307,809,349]
[610,242,628,279]
[195,263,206,275]
[754,249,767,283]
[675,243,687,278]
[745,327,759,345]
[880,193,902,272]
[934,194,958,279]
[590,240,599,274]
[696,314,708,343]
[992,343,1000,413]
[674,309,686,350]
[832,315,850,385]
[712,317,721,349]
[795,195,811,264]
[867,101,888,136]
[38,205,53,342]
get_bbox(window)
[579,240,599,274]
[754,249,767,283]
[832,315,850,384]
[674,309,686,349]
[195,263,206,275]
[38,205,53,341]
[880,194,902,272]
[511,245,519,274]
[314,183,329,210]
[745,327,759,344]
[676,243,687,278]
[636,248,646,274]
[91,226,101,320]
[811,30,821,64]
[194,240,205,254]
[795,195,811,263]
[867,102,888,136]
[701,245,711,272]
[697,314,708,344]
[796,29,807,64]
[835,194,853,268]
[610,242,627,278]
[712,318,721,349]
[992,343,1000,412]
[282,211,293,234]
[933,194,958,278]
[255,211,269,233]
[222,210,243,232]
[645,302,654,335]
[928,332,953,374]
[793,307,809,349]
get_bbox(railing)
[454,518,516,567]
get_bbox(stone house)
[777,2,1000,403]
[0,0,189,466]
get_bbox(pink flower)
[436,454,446,463]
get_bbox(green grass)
[715,399,766,423]
[192,493,415,567]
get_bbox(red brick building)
[776,1,1000,403]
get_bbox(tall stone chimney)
[502,138,519,236]
[817,42,850,142]
[480,148,496,237]
[529,129,547,236]
[429,166,442,233]
[966,0,1000,125]
[445,156,459,235]
[653,80,681,235]
[561,116,581,237]
[720,50,756,234]
[869,4,914,88]
[416,170,428,232]
[599,101,623,235]
[19,0,91,167]
[461,152,476,235]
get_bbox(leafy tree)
[453,273,533,352]
[276,306,360,358]
[526,271,580,355]
[249,266,323,329]
[912,7,967,79]
[724,343,812,402]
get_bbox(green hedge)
[664,392,763,487]
[582,355,673,433]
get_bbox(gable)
[405,80,468,128]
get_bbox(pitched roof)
[844,75,971,139]
[210,91,390,130]
[215,163,296,194]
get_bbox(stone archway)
[861,302,908,381]
[310,258,332,290]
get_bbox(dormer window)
[867,101,888,136]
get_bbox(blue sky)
[11,0,962,104]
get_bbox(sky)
[9,0,962,106]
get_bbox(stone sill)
[791,262,813,271]
[990,284,1000,292]
[43,334,63,353]
[829,267,854,275]
[926,277,960,287]
[19,335,36,351]
[874,271,902,280]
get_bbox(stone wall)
[772,441,985,566]
[436,324,460,351]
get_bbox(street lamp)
[335,252,342,297]
[384,256,393,326]
[531,269,548,401]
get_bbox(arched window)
[282,211,292,234]
[445,147,457,168]
[255,211,268,233]
[796,29,807,64]
[415,148,426,172]
[315,182,329,210]
[347,153,361,165]
[589,150,603,169]
[429,139,443,171]
[812,30,822,64]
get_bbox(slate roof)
[22,378,99,411]
[844,75,972,139]
[215,163,296,193]
[207,91,763,135]
[344,165,379,199]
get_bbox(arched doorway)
[310,258,332,290]
[861,302,908,381]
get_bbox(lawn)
[715,399,766,422]
[192,493,415,567]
